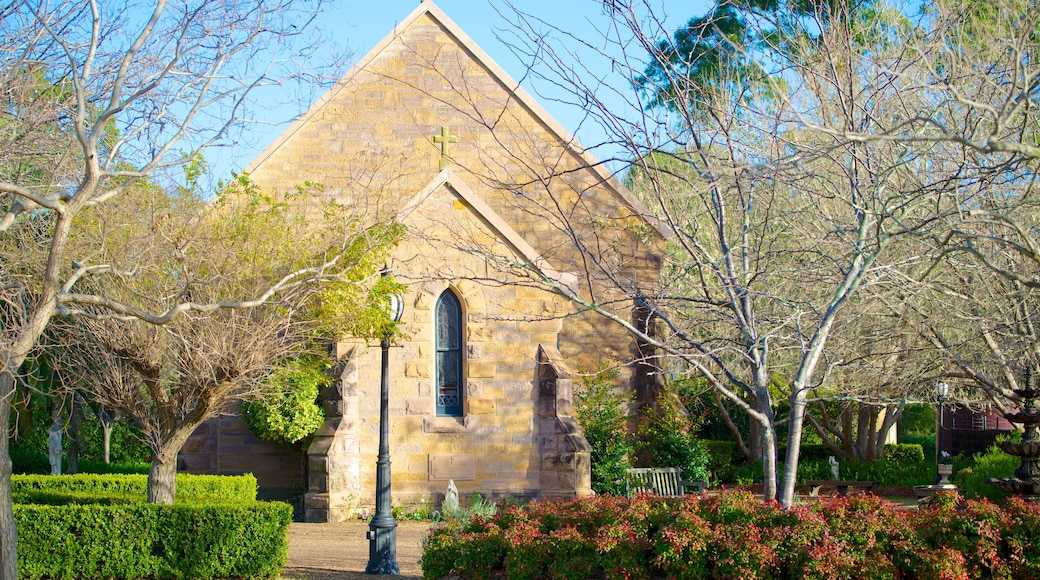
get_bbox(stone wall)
[180,415,304,490]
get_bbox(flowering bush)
[421,491,1040,579]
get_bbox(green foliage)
[791,450,932,486]
[883,443,925,463]
[701,439,743,483]
[636,391,710,484]
[842,458,934,486]
[75,461,151,475]
[635,3,779,113]
[241,355,329,446]
[15,501,291,579]
[305,234,409,342]
[11,362,153,472]
[673,378,751,443]
[779,443,834,463]
[573,369,633,495]
[897,404,936,437]
[955,441,1017,501]
[11,473,257,504]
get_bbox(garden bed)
[422,490,1040,579]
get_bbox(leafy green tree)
[241,355,329,446]
[51,176,403,504]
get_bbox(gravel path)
[282,521,433,580]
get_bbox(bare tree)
[470,0,961,506]
[805,286,947,461]
[0,1,355,575]
[60,306,301,503]
[808,0,1040,424]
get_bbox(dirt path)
[282,521,433,580]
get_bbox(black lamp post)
[366,280,404,576]
[935,380,950,483]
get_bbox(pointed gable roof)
[398,168,579,293]
[246,0,670,240]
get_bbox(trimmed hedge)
[16,501,291,580]
[422,491,1040,579]
[882,443,925,463]
[12,473,257,503]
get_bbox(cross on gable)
[433,126,458,170]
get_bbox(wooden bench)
[805,480,876,498]
[625,467,708,497]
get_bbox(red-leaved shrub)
[420,490,1038,579]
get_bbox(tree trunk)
[842,404,854,457]
[98,408,116,465]
[148,430,196,504]
[102,422,113,465]
[0,369,19,580]
[874,404,902,459]
[148,455,177,504]
[67,396,80,474]
[756,386,778,501]
[780,391,809,508]
[749,418,763,463]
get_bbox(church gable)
[246,2,666,261]
[245,1,665,372]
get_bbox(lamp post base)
[365,522,399,575]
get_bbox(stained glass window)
[436,290,463,416]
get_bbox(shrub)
[795,449,933,486]
[701,440,744,483]
[421,491,1040,580]
[240,354,328,446]
[12,473,257,503]
[574,369,634,495]
[955,442,1016,501]
[76,461,151,475]
[844,457,934,486]
[636,390,710,483]
[16,501,291,579]
[883,443,925,463]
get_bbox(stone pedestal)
[937,463,953,485]
[305,345,363,522]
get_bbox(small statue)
[828,456,839,481]
[444,479,459,515]
[48,417,63,476]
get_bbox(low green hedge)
[882,443,925,463]
[12,473,257,503]
[703,441,929,485]
[423,492,1040,579]
[16,501,291,580]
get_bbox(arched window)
[435,290,463,417]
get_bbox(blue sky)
[211,0,704,179]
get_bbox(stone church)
[181,1,667,522]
